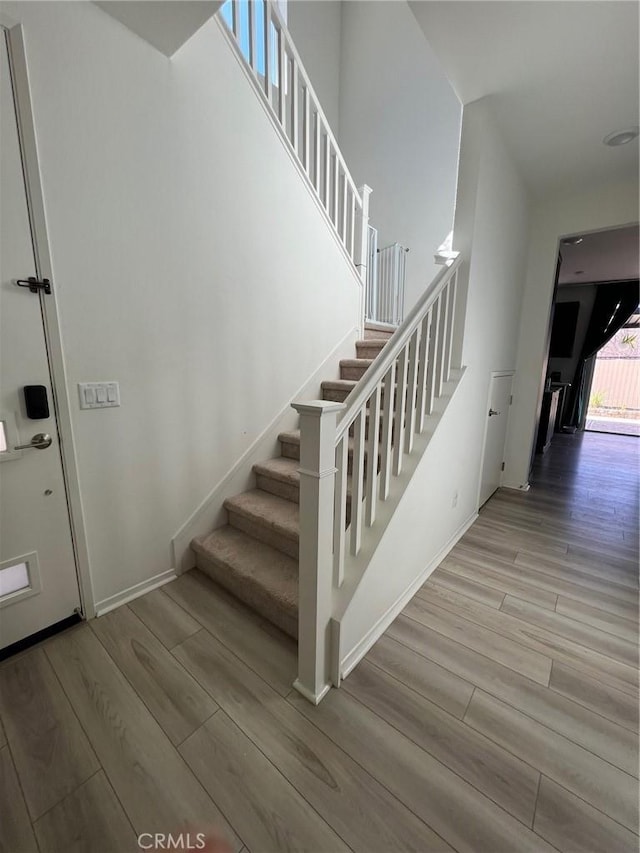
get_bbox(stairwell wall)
[337,0,462,315]
[7,0,361,610]
[338,98,531,669]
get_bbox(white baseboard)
[171,326,359,574]
[292,678,332,705]
[339,511,478,679]
[94,569,177,617]
[501,481,531,492]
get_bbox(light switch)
[78,382,120,410]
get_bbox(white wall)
[338,0,462,313]
[9,1,361,607]
[504,179,639,488]
[287,0,342,134]
[339,97,531,661]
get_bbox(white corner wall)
[339,97,531,664]
[338,0,462,314]
[287,0,342,134]
[504,178,640,489]
[8,1,361,608]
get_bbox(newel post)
[291,400,346,704]
[356,184,373,335]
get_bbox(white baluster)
[264,2,272,101]
[425,295,441,415]
[341,174,348,246]
[380,362,395,500]
[349,192,356,260]
[416,310,432,433]
[444,271,457,381]
[292,400,345,704]
[350,408,366,555]
[231,0,239,37]
[405,328,419,454]
[324,132,330,211]
[435,283,449,398]
[333,156,339,229]
[333,436,348,587]
[365,384,382,526]
[303,86,310,173]
[313,112,321,192]
[355,184,372,289]
[278,27,286,125]
[393,345,408,475]
[291,62,299,153]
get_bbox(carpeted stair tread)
[355,340,388,359]
[192,526,298,638]
[224,489,299,544]
[322,379,357,402]
[253,456,300,484]
[340,358,374,380]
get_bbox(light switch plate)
[78,382,120,410]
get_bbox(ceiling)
[95,1,223,56]
[558,224,639,286]
[409,1,639,199]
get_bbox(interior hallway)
[0,433,638,852]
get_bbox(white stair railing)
[293,255,463,701]
[218,0,371,282]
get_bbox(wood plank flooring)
[0,431,637,851]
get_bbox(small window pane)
[0,562,30,597]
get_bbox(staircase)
[191,324,393,640]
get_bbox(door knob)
[14,432,52,451]
[488,409,501,417]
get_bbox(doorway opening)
[585,311,640,436]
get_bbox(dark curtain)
[566,279,639,427]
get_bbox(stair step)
[225,489,299,559]
[253,456,300,502]
[278,430,381,475]
[192,526,298,639]
[356,340,387,359]
[364,323,395,340]
[322,379,357,403]
[340,358,374,380]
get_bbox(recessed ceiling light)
[562,236,583,245]
[603,127,639,147]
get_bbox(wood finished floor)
[1,431,638,852]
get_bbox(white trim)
[3,23,95,618]
[95,569,176,617]
[339,511,478,680]
[502,481,531,492]
[292,677,331,706]
[171,327,358,573]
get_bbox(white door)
[0,31,81,651]
[479,373,513,507]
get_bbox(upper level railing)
[218,0,370,275]
[292,255,463,701]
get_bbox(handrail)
[336,255,463,441]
